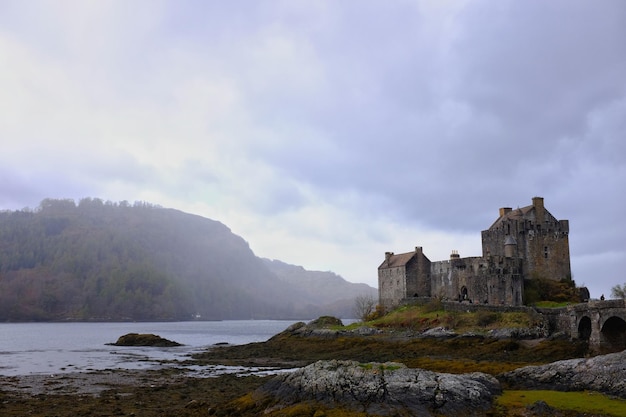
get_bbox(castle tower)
[481,197,571,281]
[377,246,431,308]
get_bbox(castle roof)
[488,204,536,229]
[488,197,562,231]
[378,251,416,269]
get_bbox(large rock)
[109,333,182,347]
[256,360,501,416]
[500,349,626,398]
[271,316,348,339]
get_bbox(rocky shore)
[1,318,624,416]
[0,369,270,417]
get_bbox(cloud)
[0,0,624,299]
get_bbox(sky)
[0,0,625,299]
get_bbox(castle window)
[544,246,549,259]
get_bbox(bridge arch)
[577,316,592,340]
[599,315,626,351]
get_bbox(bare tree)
[611,283,626,300]
[353,294,376,322]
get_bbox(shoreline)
[0,368,272,417]
[1,318,623,416]
[0,368,190,396]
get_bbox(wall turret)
[504,235,517,258]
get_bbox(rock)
[421,326,456,338]
[284,321,306,332]
[307,316,344,328]
[271,317,345,340]
[526,400,555,416]
[488,327,547,340]
[108,333,182,347]
[184,399,205,409]
[351,325,382,336]
[500,349,626,398]
[256,360,501,416]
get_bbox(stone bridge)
[567,299,626,352]
[418,297,626,352]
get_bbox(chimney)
[532,196,545,224]
[385,252,393,262]
[450,250,460,260]
[499,207,512,217]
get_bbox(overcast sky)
[1,1,624,298]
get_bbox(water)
[0,320,299,376]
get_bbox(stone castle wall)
[378,265,408,309]
[430,256,524,306]
[523,226,571,280]
[409,247,431,298]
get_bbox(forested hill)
[0,198,376,321]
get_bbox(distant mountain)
[0,198,376,321]
[262,258,377,317]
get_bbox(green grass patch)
[367,305,536,333]
[496,390,626,416]
[357,362,403,371]
[402,357,527,375]
[533,300,573,308]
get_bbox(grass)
[533,301,574,308]
[401,356,525,375]
[357,362,403,371]
[367,304,537,334]
[496,390,626,416]
[226,392,372,417]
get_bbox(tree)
[353,294,376,322]
[611,283,626,300]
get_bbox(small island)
[108,333,183,347]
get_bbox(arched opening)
[599,316,626,352]
[461,286,468,301]
[577,316,592,340]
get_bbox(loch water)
[0,320,299,376]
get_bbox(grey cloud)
[450,0,626,139]
[239,1,626,234]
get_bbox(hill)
[0,198,376,321]
[262,259,377,317]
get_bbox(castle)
[378,197,571,308]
